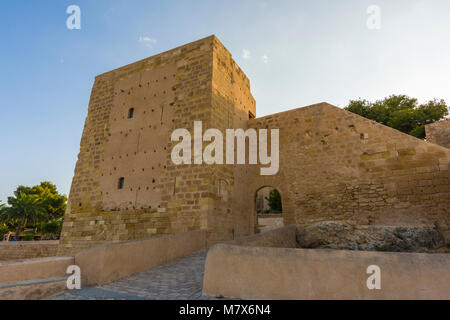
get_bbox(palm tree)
[0,192,45,240]
[0,202,7,240]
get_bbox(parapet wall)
[0,256,74,300]
[203,243,450,300]
[0,241,59,261]
[0,230,206,299]
[0,256,73,284]
[75,229,207,286]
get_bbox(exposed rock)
[296,221,446,253]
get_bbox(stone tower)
[59,36,256,254]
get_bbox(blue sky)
[1,0,449,202]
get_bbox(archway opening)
[255,186,283,233]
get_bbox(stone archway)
[254,186,284,233]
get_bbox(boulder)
[296,221,446,252]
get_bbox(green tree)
[0,202,8,239]
[0,224,8,239]
[0,182,67,240]
[345,95,448,139]
[15,182,67,220]
[0,191,46,239]
[265,189,282,213]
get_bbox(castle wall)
[426,119,450,149]
[245,103,450,240]
[59,35,449,254]
[207,38,256,244]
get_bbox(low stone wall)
[0,241,59,261]
[0,256,74,300]
[0,256,74,284]
[0,230,207,299]
[75,229,207,286]
[229,225,297,248]
[203,244,450,300]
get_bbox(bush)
[40,218,63,240]
[23,234,34,241]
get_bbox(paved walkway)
[51,250,214,300]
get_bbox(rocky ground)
[296,221,449,253]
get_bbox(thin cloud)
[139,36,157,48]
[243,49,251,60]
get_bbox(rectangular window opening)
[118,177,125,189]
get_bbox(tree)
[15,182,67,220]
[0,224,8,239]
[345,95,449,139]
[0,202,7,239]
[265,189,282,213]
[0,182,67,240]
[1,191,46,239]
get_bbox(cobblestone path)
[51,250,214,300]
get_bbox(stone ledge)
[0,256,74,284]
[203,243,450,300]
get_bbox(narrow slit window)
[128,108,135,119]
[118,177,125,190]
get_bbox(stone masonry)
[426,119,450,149]
[59,36,255,254]
[245,104,450,241]
[0,241,59,261]
[59,35,450,255]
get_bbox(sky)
[1,0,449,202]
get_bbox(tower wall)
[59,36,221,254]
[207,38,256,244]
